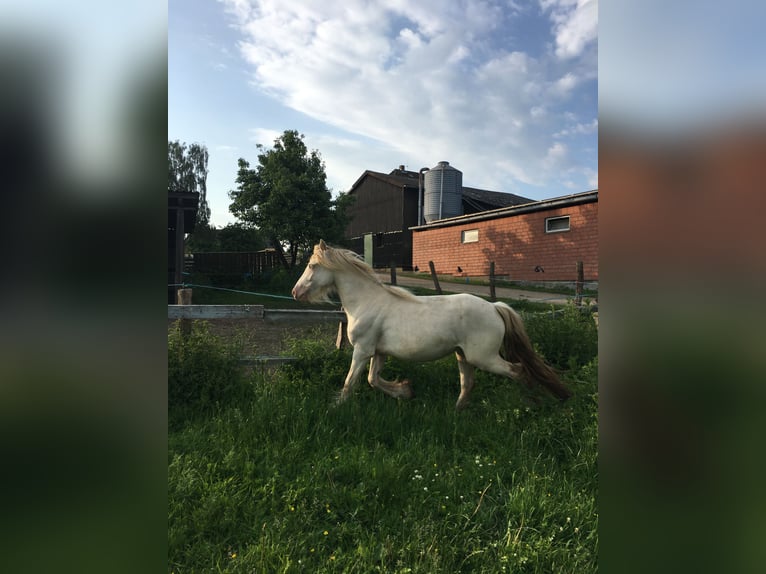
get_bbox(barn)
[168,191,199,303]
[411,189,598,285]
[344,163,530,269]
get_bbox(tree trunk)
[271,236,290,270]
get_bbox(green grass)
[168,314,598,573]
[401,272,599,298]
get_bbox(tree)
[228,130,351,268]
[217,223,266,252]
[168,140,210,227]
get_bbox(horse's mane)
[314,244,417,301]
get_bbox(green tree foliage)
[168,140,210,227]
[217,223,267,252]
[184,223,218,253]
[185,223,267,254]
[228,130,352,268]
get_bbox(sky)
[169,0,598,228]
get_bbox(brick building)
[344,165,530,269]
[411,190,598,284]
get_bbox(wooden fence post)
[428,261,442,294]
[390,260,397,286]
[177,288,193,340]
[575,261,584,306]
[489,261,497,302]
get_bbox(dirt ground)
[168,318,339,357]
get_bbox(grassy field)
[399,272,599,298]
[168,306,598,573]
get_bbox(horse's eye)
[308,263,316,269]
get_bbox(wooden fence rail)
[168,305,346,323]
[168,305,348,369]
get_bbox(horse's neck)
[333,269,384,315]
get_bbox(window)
[461,229,479,243]
[545,216,570,233]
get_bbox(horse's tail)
[494,303,572,401]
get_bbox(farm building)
[344,162,530,269]
[168,191,199,303]
[411,189,598,285]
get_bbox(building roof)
[411,189,598,230]
[168,191,200,231]
[347,167,421,191]
[348,167,533,211]
[462,186,531,211]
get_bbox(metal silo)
[423,161,463,223]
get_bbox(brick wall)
[412,201,598,281]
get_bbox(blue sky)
[169,0,597,228]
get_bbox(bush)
[283,330,352,386]
[168,322,248,416]
[523,304,598,371]
[260,267,303,293]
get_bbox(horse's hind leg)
[455,350,476,410]
[465,351,523,381]
[368,353,414,399]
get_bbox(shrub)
[260,267,303,294]
[168,322,247,416]
[523,304,598,371]
[283,330,351,386]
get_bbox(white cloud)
[554,117,597,138]
[541,0,598,60]
[218,0,596,196]
[543,141,568,170]
[553,71,579,94]
[585,167,598,188]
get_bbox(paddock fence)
[168,302,347,369]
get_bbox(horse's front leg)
[338,347,373,404]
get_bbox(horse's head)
[292,240,336,302]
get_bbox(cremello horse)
[292,241,571,409]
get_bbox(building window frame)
[461,229,479,243]
[545,215,570,233]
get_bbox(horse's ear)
[319,239,327,251]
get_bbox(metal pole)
[418,167,429,225]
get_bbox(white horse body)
[292,240,570,409]
[349,291,504,363]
